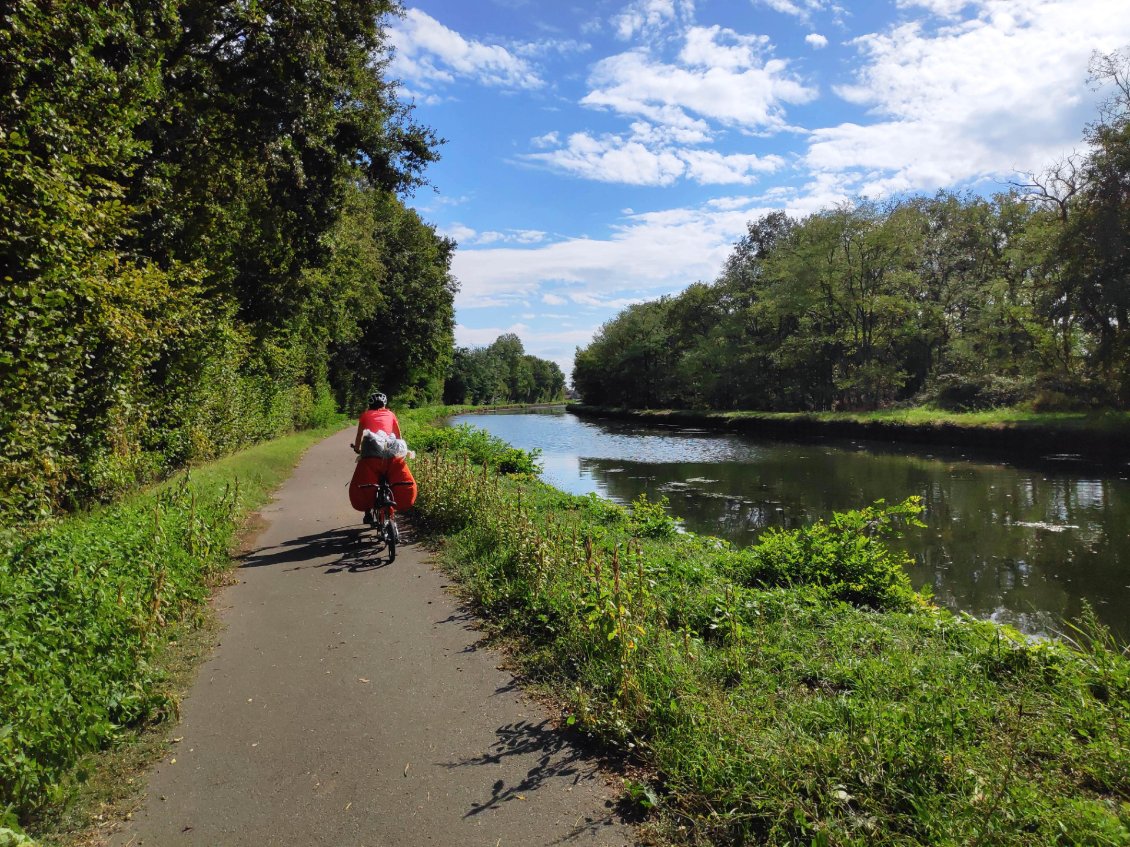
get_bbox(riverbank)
[411,419,1130,846]
[568,404,1130,466]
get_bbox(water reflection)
[450,410,1130,639]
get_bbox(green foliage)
[0,2,453,529]
[444,334,566,405]
[733,498,923,609]
[408,422,541,476]
[628,493,680,539]
[411,448,1130,846]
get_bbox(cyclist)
[353,391,401,454]
[350,391,412,526]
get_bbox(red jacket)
[359,408,401,438]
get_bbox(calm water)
[450,408,1130,640]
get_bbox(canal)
[450,407,1130,640]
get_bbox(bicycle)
[357,477,410,562]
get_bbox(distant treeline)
[444,333,566,405]
[1,2,455,526]
[575,52,1130,413]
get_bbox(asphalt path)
[110,428,632,847]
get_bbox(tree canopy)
[444,334,566,405]
[1,1,455,526]
[574,51,1130,413]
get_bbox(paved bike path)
[110,429,631,846]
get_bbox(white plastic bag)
[360,428,409,459]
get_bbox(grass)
[0,423,346,842]
[409,423,1130,846]
[577,404,1130,431]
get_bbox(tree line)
[574,52,1130,413]
[443,333,566,405]
[1,1,456,526]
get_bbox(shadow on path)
[241,525,403,573]
[442,719,622,824]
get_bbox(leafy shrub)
[927,373,1032,411]
[408,423,541,475]
[628,493,679,538]
[731,498,923,610]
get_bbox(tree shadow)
[441,718,624,837]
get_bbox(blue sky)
[387,0,1130,380]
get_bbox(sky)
[387,0,1130,381]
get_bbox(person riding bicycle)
[349,391,414,527]
[353,391,401,454]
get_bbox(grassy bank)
[410,423,1130,846]
[0,423,348,836]
[567,405,1130,465]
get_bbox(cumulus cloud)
[808,0,1130,197]
[388,9,543,91]
[679,25,770,69]
[582,35,816,132]
[531,131,562,149]
[613,0,696,41]
[439,223,479,244]
[754,0,829,22]
[805,33,829,48]
[439,224,549,246]
[451,201,766,312]
[526,128,784,185]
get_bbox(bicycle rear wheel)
[384,517,397,562]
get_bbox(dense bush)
[728,498,922,609]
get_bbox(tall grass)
[411,439,1130,845]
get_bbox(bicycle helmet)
[367,391,388,409]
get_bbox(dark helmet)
[367,391,388,409]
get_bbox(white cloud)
[477,229,549,245]
[807,0,1130,197]
[582,37,816,133]
[679,25,770,70]
[613,0,696,41]
[456,323,531,347]
[805,33,829,48]
[452,202,759,313]
[542,293,568,305]
[389,9,543,92]
[754,0,828,22]
[448,227,550,246]
[706,195,758,210]
[526,128,784,186]
[531,131,561,149]
[897,0,973,16]
[439,223,479,243]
